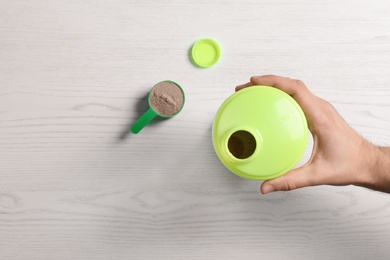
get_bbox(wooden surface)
[1,1,390,259]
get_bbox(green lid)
[212,86,308,180]
[191,38,221,68]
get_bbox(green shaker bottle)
[212,86,308,180]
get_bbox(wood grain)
[1,0,390,259]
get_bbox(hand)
[236,75,389,194]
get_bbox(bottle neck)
[223,127,261,164]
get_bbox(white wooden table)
[1,1,390,259]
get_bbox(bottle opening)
[227,130,257,159]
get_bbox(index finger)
[236,75,314,112]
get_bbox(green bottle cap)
[191,38,221,68]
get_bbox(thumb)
[260,166,314,194]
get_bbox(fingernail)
[263,184,275,194]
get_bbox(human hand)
[236,75,389,194]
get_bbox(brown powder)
[150,81,184,116]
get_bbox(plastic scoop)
[131,81,185,134]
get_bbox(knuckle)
[321,99,337,117]
[313,98,339,128]
[283,179,298,191]
[294,79,306,89]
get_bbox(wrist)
[361,145,390,192]
[376,146,390,180]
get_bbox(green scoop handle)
[131,108,157,134]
